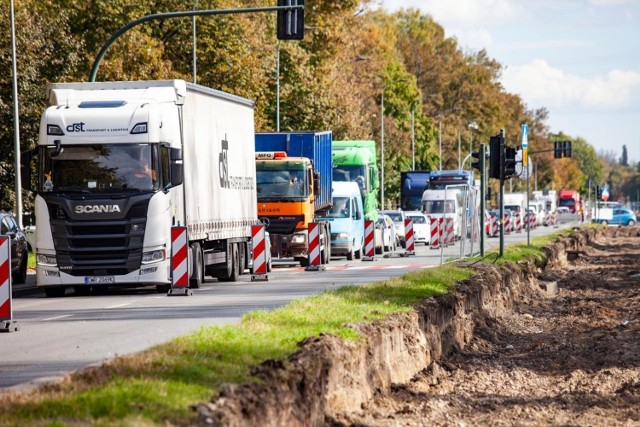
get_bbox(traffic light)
[554,141,562,158]
[471,150,482,171]
[277,0,305,40]
[554,140,572,158]
[488,135,501,179]
[503,146,517,179]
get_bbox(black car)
[0,212,28,284]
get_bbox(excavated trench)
[194,226,640,426]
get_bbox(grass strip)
[0,264,471,426]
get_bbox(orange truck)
[255,132,333,267]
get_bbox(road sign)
[515,149,532,179]
[521,124,528,167]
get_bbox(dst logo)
[219,135,229,188]
[66,122,86,132]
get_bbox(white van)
[421,189,462,238]
[323,182,365,260]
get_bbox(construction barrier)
[251,225,268,281]
[515,212,522,233]
[446,217,455,245]
[504,213,511,234]
[305,222,325,271]
[489,214,499,237]
[0,236,18,332]
[430,217,440,248]
[169,226,191,296]
[362,220,375,261]
[404,219,415,255]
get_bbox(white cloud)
[381,0,526,26]
[588,0,635,5]
[502,59,640,110]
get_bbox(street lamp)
[380,78,407,210]
[10,0,22,227]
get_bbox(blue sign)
[521,124,528,148]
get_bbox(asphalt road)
[1,218,578,393]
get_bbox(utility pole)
[499,129,505,258]
[11,0,22,228]
[479,144,486,256]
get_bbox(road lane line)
[105,303,132,309]
[42,314,72,321]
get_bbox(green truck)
[332,140,380,221]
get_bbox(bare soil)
[334,228,640,426]
[198,227,640,426]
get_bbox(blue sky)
[380,0,640,164]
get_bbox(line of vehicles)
[12,79,606,297]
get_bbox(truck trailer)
[255,132,333,267]
[23,80,257,297]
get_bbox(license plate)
[84,276,115,284]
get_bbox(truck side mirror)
[313,170,320,195]
[168,147,184,188]
[20,148,37,192]
[371,168,379,190]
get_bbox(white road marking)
[42,314,72,321]
[105,303,131,309]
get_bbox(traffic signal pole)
[480,143,486,256]
[499,129,505,258]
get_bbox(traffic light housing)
[489,135,501,179]
[503,146,517,179]
[554,141,562,158]
[471,150,482,171]
[554,140,572,158]
[277,0,305,40]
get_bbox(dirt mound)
[195,227,640,426]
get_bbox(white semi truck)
[23,80,257,297]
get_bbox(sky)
[380,0,640,164]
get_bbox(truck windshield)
[256,168,308,200]
[333,166,366,191]
[423,200,455,214]
[41,143,158,193]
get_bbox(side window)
[7,216,18,231]
[1,218,10,234]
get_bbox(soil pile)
[196,227,640,426]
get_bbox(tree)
[620,144,628,166]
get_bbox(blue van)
[324,182,365,260]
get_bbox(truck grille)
[47,199,149,276]
[260,215,304,235]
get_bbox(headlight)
[36,253,57,266]
[337,232,348,239]
[291,233,306,244]
[142,249,165,264]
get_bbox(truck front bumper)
[36,259,171,287]
[268,232,309,259]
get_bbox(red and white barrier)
[515,212,522,233]
[504,213,511,234]
[404,219,415,255]
[363,220,375,261]
[169,226,191,295]
[1,236,18,332]
[446,217,455,244]
[430,217,440,248]
[305,222,325,271]
[251,225,268,281]
[489,215,498,237]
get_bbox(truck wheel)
[346,246,354,261]
[189,242,203,289]
[219,243,239,282]
[44,287,66,298]
[298,257,309,267]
